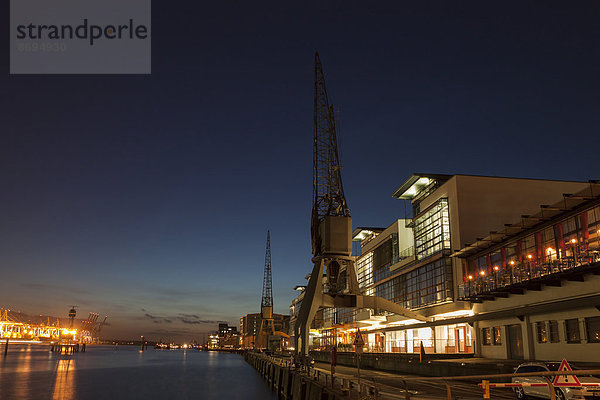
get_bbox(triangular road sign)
[353,329,364,346]
[553,359,581,387]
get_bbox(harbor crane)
[259,230,275,339]
[294,53,432,356]
[257,230,289,350]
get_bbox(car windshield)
[545,363,562,371]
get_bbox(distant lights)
[467,275,473,280]
[493,265,499,271]
[510,260,515,265]
[571,238,578,244]
[527,254,533,259]
[479,271,486,276]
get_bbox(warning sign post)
[553,359,581,387]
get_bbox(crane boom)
[312,52,350,257]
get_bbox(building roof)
[392,173,588,200]
[452,181,600,258]
[391,173,452,199]
[352,227,385,242]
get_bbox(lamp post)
[493,265,499,288]
[509,260,515,284]
[467,275,473,296]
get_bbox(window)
[492,326,502,345]
[413,198,450,260]
[585,316,600,343]
[549,320,559,343]
[375,258,452,309]
[536,321,547,343]
[482,328,491,345]
[565,319,580,343]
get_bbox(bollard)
[4,338,8,357]
[402,379,410,400]
[444,380,452,400]
[482,380,490,399]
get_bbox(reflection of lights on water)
[52,359,76,400]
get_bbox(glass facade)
[413,198,451,260]
[374,258,452,309]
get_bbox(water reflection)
[1,345,275,400]
[51,358,76,400]
[13,349,32,399]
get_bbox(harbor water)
[0,345,276,400]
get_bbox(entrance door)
[507,324,524,360]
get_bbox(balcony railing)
[458,246,600,300]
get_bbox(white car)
[512,362,600,400]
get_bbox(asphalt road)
[314,362,518,400]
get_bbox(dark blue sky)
[2,1,599,340]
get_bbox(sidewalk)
[314,361,516,399]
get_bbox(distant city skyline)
[2,1,600,340]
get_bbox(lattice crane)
[294,53,431,355]
[258,231,275,340]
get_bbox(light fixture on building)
[493,265,499,271]
[480,271,486,276]
[527,254,533,259]
[510,260,515,265]
[571,238,577,244]
[467,275,473,280]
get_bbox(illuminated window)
[565,319,580,343]
[413,198,450,260]
[585,316,600,343]
[492,326,502,345]
[375,258,452,309]
[536,322,547,343]
[482,328,491,345]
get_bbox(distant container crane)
[0,307,107,343]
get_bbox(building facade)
[455,182,600,362]
[305,174,593,360]
[240,312,290,349]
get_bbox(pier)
[245,351,380,400]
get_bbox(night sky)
[2,1,599,341]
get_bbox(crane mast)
[258,230,275,347]
[311,52,350,258]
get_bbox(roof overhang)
[352,227,384,242]
[391,173,452,200]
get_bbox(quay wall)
[309,351,517,376]
[244,351,375,400]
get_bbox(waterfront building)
[454,182,600,362]
[304,174,595,360]
[218,323,237,338]
[240,312,290,349]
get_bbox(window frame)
[585,316,600,343]
[565,318,581,344]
